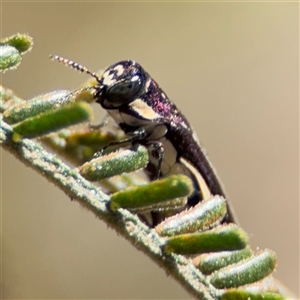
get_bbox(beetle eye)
[106,74,144,106]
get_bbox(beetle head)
[95,60,147,109]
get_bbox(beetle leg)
[146,141,164,180]
[94,127,147,158]
[89,113,110,130]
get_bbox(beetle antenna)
[50,54,101,83]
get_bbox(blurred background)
[2,2,299,299]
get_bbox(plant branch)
[1,118,217,300]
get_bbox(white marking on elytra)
[161,93,166,99]
[180,157,212,200]
[145,78,151,92]
[129,99,161,120]
[113,64,124,76]
[181,122,188,130]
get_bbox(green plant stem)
[1,118,218,300]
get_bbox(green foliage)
[12,102,93,141]
[163,224,248,255]
[1,33,33,54]
[3,90,71,124]
[0,33,33,72]
[193,246,253,275]
[80,145,149,181]
[211,250,277,289]
[110,174,193,211]
[221,290,285,300]
[156,195,227,236]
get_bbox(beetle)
[51,56,237,225]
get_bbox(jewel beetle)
[51,56,237,225]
